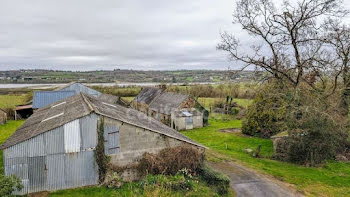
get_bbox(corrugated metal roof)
[1,93,205,149]
[56,82,101,97]
[32,91,76,109]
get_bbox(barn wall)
[192,114,203,129]
[171,113,203,131]
[3,113,99,195]
[104,117,189,166]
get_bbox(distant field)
[197,97,252,109]
[122,97,252,109]
[0,95,27,109]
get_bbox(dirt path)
[207,161,303,197]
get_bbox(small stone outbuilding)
[1,93,204,195]
[131,87,208,130]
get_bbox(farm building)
[0,108,7,125]
[55,82,102,97]
[1,93,204,195]
[131,87,208,130]
[32,91,76,109]
[15,102,33,120]
[16,82,128,119]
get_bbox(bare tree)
[323,19,350,113]
[218,0,348,91]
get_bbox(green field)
[0,95,27,109]
[182,118,350,197]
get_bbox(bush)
[104,172,123,189]
[139,174,194,192]
[242,83,289,138]
[0,174,23,197]
[274,112,349,165]
[198,165,230,195]
[138,146,204,176]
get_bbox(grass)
[0,95,27,109]
[0,120,25,174]
[50,176,232,197]
[182,117,350,197]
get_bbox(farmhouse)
[131,87,208,130]
[1,93,204,195]
[0,108,7,125]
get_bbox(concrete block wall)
[104,117,188,167]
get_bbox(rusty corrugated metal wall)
[3,113,99,195]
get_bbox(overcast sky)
[1,1,349,71]
[0,0,244,71]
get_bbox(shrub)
[242,83,289,138]
[198,165,230,195]
[274,112,349,165]
[139,174,194,192]
[104,172,123,189]
[138,146,204,176]
[0,174,23,197]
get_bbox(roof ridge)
[81,93,95,112]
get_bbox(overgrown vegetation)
[242,83,288,138]
[198,164,230,195]
[0,174,23,197]
[95,117,110,183]
[274,110,350,165]
[50,173,233,197]
[138,146,204,176]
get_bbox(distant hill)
[0,69,262,84]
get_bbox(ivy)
[95,117,110,183]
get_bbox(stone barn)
[1,93,204,195]
[131,87,208,130]
[0,108,7,125]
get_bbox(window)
[104,125,120,155]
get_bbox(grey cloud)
[0,0,243,71]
